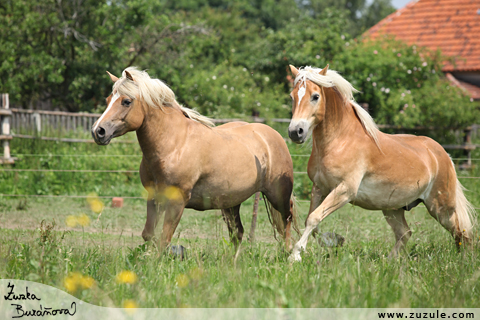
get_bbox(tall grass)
[0,199,479,308]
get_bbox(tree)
[0,0,200,112]
[299,0,395,37]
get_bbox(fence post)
[463,126,473,169]
[248,192,261,242]
[1,93,14,164]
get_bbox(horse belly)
[186,167,259,210]
[353,177,429,211]
[187,186,255,210]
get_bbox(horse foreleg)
[290,183,353,262]
[142,199,163,242]
[221,205,244,250]
[157,201,186,254]
[383,209,411,258]
[308,185,324,237]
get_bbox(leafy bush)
[336,38,479,129]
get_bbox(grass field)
[1,131,480,308]
[1,195,479,308]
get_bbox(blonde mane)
[113,67,215,127]
[294,66,379,146]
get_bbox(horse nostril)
[97,127,106,138]
[298,127,304,135]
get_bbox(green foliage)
[244,8,350,86]
[0,0,180,112]
[0,134,144,197]
[1,0,477,134]
[178,63,288,118]
[301,0,395,37]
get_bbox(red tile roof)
[366,0,480,72]
[446,73,480,99]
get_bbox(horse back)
[212,122,293,177]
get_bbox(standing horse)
[287,64,476,261]
[91,67,298,253]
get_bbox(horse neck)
[136,102,190,161]
[312,88,359,152]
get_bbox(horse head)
[92,69,147,145]
[287,64,329,144]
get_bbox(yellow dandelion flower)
[189,267,204,281]
[76,213,91,227]
[89,199,104,214]
[63,272,86,293]
[86,192,98,204]
[123,299,137,308]
[116,270,138,284]
[65,215,78,228]
[459,242,462,246]
[80,276,95,289]
[123,299,137,315]
[176,274,189,288]
[164,186,183,201]
[63,276,78,293]
[142,186,155,200]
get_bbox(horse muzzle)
[288,120,309,144]
[91,123,114,145]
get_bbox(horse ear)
[106,71,119,83]
[319,64,329,76]
[289,65,299,78]
[125,70,134,81]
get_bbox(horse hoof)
[142,231,154,242]
[318,232,345,247]
[170,245,187,260]
[288,252,302,262]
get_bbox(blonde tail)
[455,179,476,239]
[264,194,301,240]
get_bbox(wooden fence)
[1,104,479,166]
[0,94,14,164]
[10,108,99,134]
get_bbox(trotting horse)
[287,64,476,261]
[91,67,298,253]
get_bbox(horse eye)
[312,94,320,101]
[122,99,132,107]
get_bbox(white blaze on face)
[297,85,306,107]
[94,92,120,131]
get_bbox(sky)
[391,0,413,9]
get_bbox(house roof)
[366,0,480,72]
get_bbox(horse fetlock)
[400,229,412,244]
[388,250,400,259]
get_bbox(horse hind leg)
[383,209,412,258]
[262,186,296,252]
[424,194,469,251]
[221,204,244,250]
[422,172,477,250]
